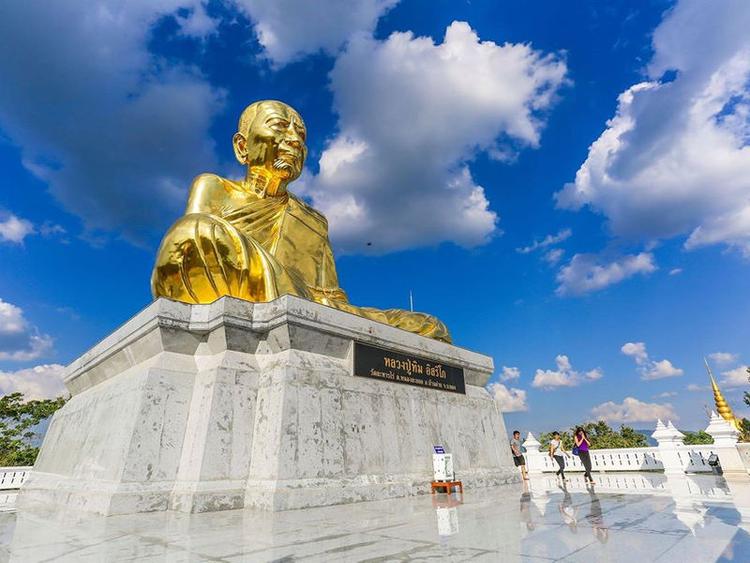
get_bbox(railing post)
[705,411,745,475]
[523,432,544,475]
[653,419,686,474]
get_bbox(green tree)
[0,392,66,466]
[537,429,573,451]
[683,430,713,445]
[739,417,750,443]
[535,421,648,451]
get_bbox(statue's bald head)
[237,100,303,136]
[233,100,307,182]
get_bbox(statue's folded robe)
[152,174,450,342]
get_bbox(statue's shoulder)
[186,174,236,213]
[289,194,328,228]
[190,173,231,193]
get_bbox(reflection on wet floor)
[0,472,748,561]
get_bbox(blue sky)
[1,0,749,434]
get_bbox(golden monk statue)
[152,100,450,342]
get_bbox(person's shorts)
[514,455,526,467]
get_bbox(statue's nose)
[284,122,304,147]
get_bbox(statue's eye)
[267,118,289,130]
[296,126,306,141]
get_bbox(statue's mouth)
[277,149,300,162]
[275,149,302,174]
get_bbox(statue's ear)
[232,133,248,164]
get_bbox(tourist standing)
[510,430,528,480]
[574,426,593,484]
[548,431,569,480]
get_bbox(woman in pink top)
[574,427,594,484]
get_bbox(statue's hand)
[152,213,249,302]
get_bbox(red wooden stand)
[431,480,463,494]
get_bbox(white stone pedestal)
[19,296,517,515]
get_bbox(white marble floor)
[1,472,749,562]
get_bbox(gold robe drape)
[152,177,450,343]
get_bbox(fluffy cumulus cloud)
[621,341,683,380]
[621,342,648,365]
[500,366,521,382]
[647,360,684,380]
[303,22,568,253]
[556,252,656,296]
[0,364,67,400]
[0,298,53,361]
[0,214,35,244]
[556,1,750,256]
[487,382,528,412]
[0,1,225,244]
[722,365,749,388]
[591,397,678,423]
[233,0,398,66]
[709,352,738,365]
[532,355,602,390]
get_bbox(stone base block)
[19,296,517,514]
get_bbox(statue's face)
[245,101,307,181]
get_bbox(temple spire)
[704,357,741,430]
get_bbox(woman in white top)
[548,431,570,480]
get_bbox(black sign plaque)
[353,342,465,394]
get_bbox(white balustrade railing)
[523,412,750,477]
[527,446,664,474]
[0,467,32,490]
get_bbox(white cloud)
[0,1,225,244]
[487,382,528,412]
[0,364,67,400]
[709,352,738,365]
[0,297,53,361]
[233,0,398,66]
[556,252,656,296]
[0,214,35,244]
[687,383,708,392]
[532,355,602,390]
[655,391,678,398]
[516,228,572,254]
[621,342,648,365]
[176,3,219,39]
[591,397,678,423]
[646,359,683,380]
[0,213,67,244]
[621,341,683,380]
[556,1,750,256]
[543,248,565,265]
[500,366,521,382]
[669,268,683,276]
[721,366,749,388]
[303,21,567,253]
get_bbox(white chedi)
[705,411,740,447]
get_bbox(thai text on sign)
[353,342,466,394]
